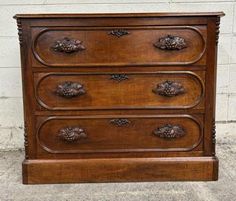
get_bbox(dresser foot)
[22,157,218,184]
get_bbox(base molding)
[22,157,218,184]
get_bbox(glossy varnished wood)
[22,157,218,184]
[14,12,224,184]
[36,115,203,155]
[34,71,205,110]
[31,26,206,67]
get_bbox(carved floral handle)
[110,119,131,127]
[154,35,187,50]
[58,126,87,143]
[52,37,85,53]
[56,81,86,98]
[153,124,185,139]
[153,80,185,97]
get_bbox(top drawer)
[31,26,207,67]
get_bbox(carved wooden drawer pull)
[56,81,86,98]
[153,80,185,97]
[153,124,185,139]
[58,126,87,143]
[52,37,85,53]
[110,119,131,126]
[109,29,130,37]
[154,35,187,50]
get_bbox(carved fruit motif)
[52,37,85,53]
[56,81,85,98]
[154,35,187,50]
[153,124,185,139]
[153,80,185,97]
[58,127,87,143]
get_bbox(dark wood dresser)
[14,12,224,184]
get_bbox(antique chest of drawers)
[14,12,224,184]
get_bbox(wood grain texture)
[36,115,203,154]
[14,12,224,184]
[22,157,218,184]
[31,26,206,67]
[34,71,205,110]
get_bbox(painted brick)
[234,4,236,34]
[0,68,22,97]
[216,94,228,121]
[231,36,236,63]
[169,3,233,34]
[0,127,24,150]
[0,37,20,67]
[229,64,236,93]
[218,35,232,65]
[217,65,229,94]
[228,94,236,120]
[0,98,23,128]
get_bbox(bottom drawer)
[36,115,203,154]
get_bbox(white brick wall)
[0,0,235,150]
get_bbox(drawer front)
[37,115,203,154]
[35,71,205,110]
[32,26,206,67]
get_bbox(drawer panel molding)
[35,71,205,110]
[36,115,203,154]
[32,26,206,67]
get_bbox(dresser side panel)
[204,17,219,156]
[16,19,37,159]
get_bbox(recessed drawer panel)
[34,71,205,110]
[37,115,203,154]
[32,26,206,67]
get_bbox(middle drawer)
[34,71,205,110]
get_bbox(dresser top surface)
[14,12,225,19]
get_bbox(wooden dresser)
[14,12,224,184]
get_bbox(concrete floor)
[1,140,236,201]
